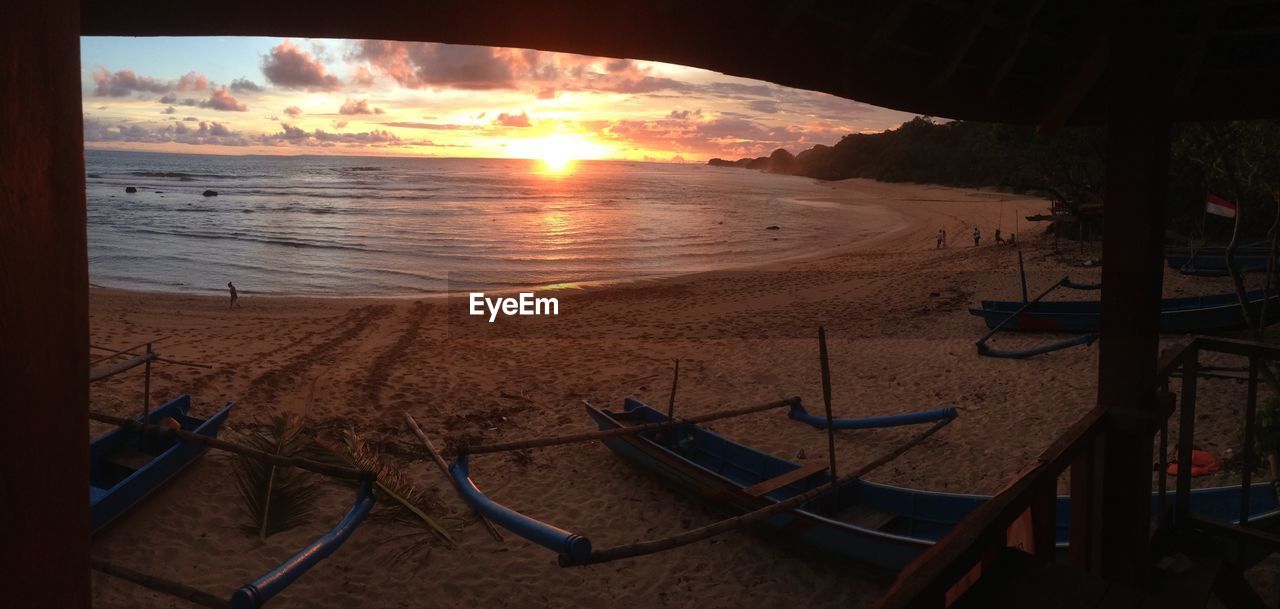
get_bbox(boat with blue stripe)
[450,397,1280,570]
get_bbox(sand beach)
[86,178,1263,608]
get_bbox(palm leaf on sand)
[321,428,455,548]
[234,414,318,539]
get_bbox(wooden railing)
[874,406,1106,609]
[875,336,1280,609]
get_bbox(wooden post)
[1018,250,1029,303]
[1094,8,1176,585]
[1240,356,1259,527]
[141,343,153,449]
[666,359,679,421]
[0,1,90,606]
[817,326,839,513]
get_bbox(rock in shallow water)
[202,190,218,197]
[124,186,137,193]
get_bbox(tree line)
[709,117,1280,241]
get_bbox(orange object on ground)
[1166,449,1221,477]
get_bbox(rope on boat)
[92,556,230,609]
[87,410,375,481]
[458,396,800,456]
[565,416,954,566]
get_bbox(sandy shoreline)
[87,179,1263,608]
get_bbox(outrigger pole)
[458,396,800,456]
[974,275,1099,359]
[817,326,839,514]
[449,416,954,567]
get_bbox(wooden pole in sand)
[140,343,152,450]
[817,327,838,514]
[666,359,680,421]
[403,413,504,542]
[1018,250,1029,304]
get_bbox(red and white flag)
[1206,194,1237,218]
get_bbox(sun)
[512,134,609,175]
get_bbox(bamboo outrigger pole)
[666,359,680,421]
[403,413,504,542]
[459,396,799,456]
[817,327,839,513]
[87,410,373,481]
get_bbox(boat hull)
[969,290,1280,333]
[89,395,233,533]
[591,399,1280,570]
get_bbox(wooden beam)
[987,0,1045,96]
[1172,0,1222,102]
[1094,5,1177,585]
[1036,30,1110,135]
[0,1,90,607]
[929,0,999,91]
[855,0,921,61]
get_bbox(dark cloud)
[352,41,514,90]
[283,105,303,118]
[84,117,249,146]
[199,88,248,112]
[160,106,177,115]
[92,68,169,97]
[667,108,703,120]
[229,78,262,92]
[747,99,780,114]
[261,122,404,147]
[261,40,342,90]
[339,98,383,115]
[348,41,693,96]
[493,112,531,127]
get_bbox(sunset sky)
[81,37,916,161]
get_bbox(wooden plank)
[741,461,828,497]
[876,405,1107,609]
[843,505,898,531]
[0,1,90,607]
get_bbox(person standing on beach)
[936,229,944,249]
[972,227,981,247]
[228,281,239,309]
[995,228,1004,245]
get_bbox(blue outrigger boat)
[450,398,1280,570]
[1166,246,1272,277]
[90,394,377,608]
[90,394,234,532]
[969,289,1280,334]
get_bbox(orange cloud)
[262,40,342,91]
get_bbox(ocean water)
[86,149,876,296]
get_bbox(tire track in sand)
[358,301,429,406]
[245,304,393,406]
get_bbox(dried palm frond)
[320,427,455,548]
[233,414,318,539]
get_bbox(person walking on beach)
[228,281,239,309]
[995,228,1004,245]
[972,227,981,247]
[936,229,944,249]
